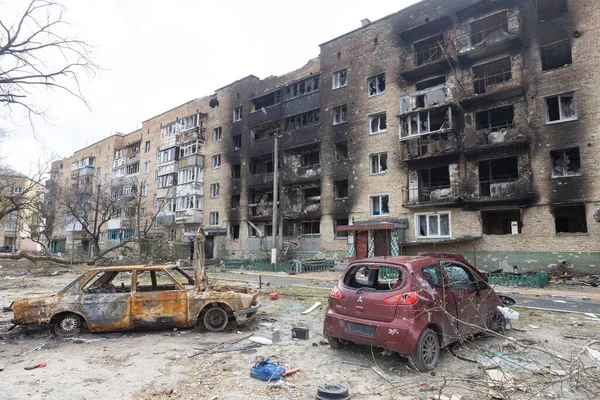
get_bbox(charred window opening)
[368,74,386,96]
[233,135,242,151]
[284,109,320,132]
[304,187,321,206]
[371,195,389,216]
[473,57,512,94]
[284,76,320,100]
[248,225,259,237]
[538,0,568,22]
[335,140,348,160]
[401,107,451,137]
[302,220,321,235]
[251,122,280,142]
[414,34,444,66]
[369,113,387,134]
[136,270,179,292]
[478,156,519,196]
[541,40,572,71]
[333,105,348,125]
[230,224,240,240]
[251,90,281,112]
[332,69,347,89]
[415,76,446,91]
[301,150,320,167]
[469,11,508,46]
[545,93,576,122]
[231,194,240,209]
[554,204,587,233]
[482,210,522,235]
[335,179,349,199]
[249,190,272,217]
[250,156,274,175]
[370,153,388,174]
[233,107,242,122]
[335,217,349,238]
[418,166,451,201]
[476,106,515,131]
[231,164,241,179]
[551,147,581,177]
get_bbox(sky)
[1,0,420,174]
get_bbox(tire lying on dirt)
[409,328,440,372]
[202,306,229,332]
[53,313,83,337]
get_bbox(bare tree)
[0,164,45,223]
[0,0,98,117]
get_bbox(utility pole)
[91,183,101,258]
[271,134,279,265]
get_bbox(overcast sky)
[1,0,419,174]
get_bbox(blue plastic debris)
[250,357,286,381]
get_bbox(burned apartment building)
[46,0,600,271]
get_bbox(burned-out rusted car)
[10,265,260,336]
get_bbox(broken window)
[545,93,576,122]
[232,164,241,179]
[233,107,243,122]
[210,183,220,198]
[251,122,280,141]
[335,141,348,160]
[368,74,385,96]
[473,57,512,94]
[83,271,132,294]
[537,0,568,22]
[401,107,451,137]
[415,76,446,91]
[284,76,320,100]
[248,225,259,237]
[335,218,349,238]
[344,264,404,290]
[334,180,349,199]
[213,126,222,141]
[264,224,273,237]
[136,270,179,292]
[478,156,519,196]
[211,154,221,169]
[482,210,522,235]
[145,140,151,153]
[283,109,320,131]
[554,204,587,233]
[551,147,581,177]
[209,211,219,226]
[476,106,515,131]
[371,195,390,216]
[301,150,320,166]
[251,90,281,112]
[250,157,273,174]
[333,105,348,125]
[332,69,347,89]
[302,221,321,235]
[230,224,240,240]
[541,40,572,71]
[418,166,451,201]
[417,212,450,238]
[233,135,242,150]
[369,113,387,134]
[231,194,240,209]
[414,34,443,66]
[469,11,508,46]
[370,153,388,174]
[303,187,321,206]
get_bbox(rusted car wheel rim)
[204,307,228,331]
[56,314,81,336]
[422,333,438,367]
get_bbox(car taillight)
[382,291,419,306]
[330,285,343,299]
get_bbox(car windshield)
[343,264,405,291]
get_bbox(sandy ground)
[1,262,599,399]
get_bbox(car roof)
[88,264,178,272]
[349,255,457,268]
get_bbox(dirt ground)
[1,261,599,400]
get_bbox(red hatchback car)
[323,253,505,371]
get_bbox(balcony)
[70,169,80,178]
[400,35,455,83]
[463,177,533,205]
[463,127,528,155]
[158,163,178,176]
[282,164,321,184]
[156,212,175,226]
[179,154,204,168]
[178,129,205,145]
[126,154,140,165]
[248,172,273,188]
[248,202,274,220]
[400,83,456,116]
[405,182,461,209]
[113,158,125,169]
[401,132,459,162]
[456,9,521,63]
[78,165,95,176]
[459,57,524,108]
[175,210,203,224]
[177,182,204,196]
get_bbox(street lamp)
[261,107,281,264]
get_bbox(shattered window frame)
[334,179,349,199]
[537,0,568,22]
[284,75,320,101]
[332,69,347,89]
[334,140,349,161]
[370,152,388,175]
[230,223,240,240]
[541,39,572,71]
[333,105,348,125]
[550,147,581,178]
[415,212,451,238]
[334,217,349,239]
[545,92,576,124]
[302,220,321,235]
[369,112,388,135]
[211,154,221,169]
[401,107,451,137]
[233,106,243,122]
[370,194,390,217]
[368,74,386,97]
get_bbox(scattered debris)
[24,363,47,370]
[62,337,106,344]
[498,306,519,330]
[316,383,350,400]
[585,346,600,367]
[0,365,5,372]
[527,325,540,329]
[371,365,392,382]
[281,367,300,376]
[269,293,279,300]
[291,327,309,340]
[249,336,273,345]
[418,383,436,392]
[250,357,286,381]
[19,343,47,356]
[301,302,321,315]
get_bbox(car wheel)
[54,313,82,337]
[327,337,345,349]
[489,312,506,335]
[203,307,229,332]
[409,328,440,372]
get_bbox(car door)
[420,264,460,343]
[79,270,133,331]
[131,269,188,328]
[442,263,484,335]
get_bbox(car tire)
[409,328,440,372]
[489,312,506,335]
[327,337,345,349]
[203,307,229,332]
[53,313,82,337]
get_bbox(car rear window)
[343,264,405,291]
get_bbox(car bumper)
[233,300,261,324]
[323,308,420,356]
